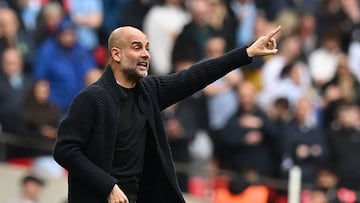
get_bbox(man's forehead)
[126,32,149,46]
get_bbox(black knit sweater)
[53,46,252,203]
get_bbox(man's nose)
[141,49,150,59]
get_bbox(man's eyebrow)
[131,41,149,47]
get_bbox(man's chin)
[138,71,148,78]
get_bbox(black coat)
[53,47,251,203]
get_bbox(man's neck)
[112,68,136,88]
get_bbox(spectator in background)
[328,101,360,191]
[281,96,328,183]
[258,34,302,110]
[33,16,97,116]
[33,1,64,46]
[313,166,339,202]
[10,0,44,35]
[143,0,190,76]
[267,97,292,132]
[207,0,238,51]
[277,60,313,107]
[0,47,34,160]
[0,7,35,72]
[22,79,60,140]
[21,79,62,176]
[321,53,360,128]
[308,29,342,90]
[220,81,277,177]
[229,0,257,47]
[316,0,356,51]
[172,0,218,62]
[3,174,46,203]
[66,0,103,52]
[266,97,292,176]
[0,47,32,135]
[273,8,299,40]
[297,11,319,63]
[203,35,242,163]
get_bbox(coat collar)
[100,66,148,106]
[100,66,126,106]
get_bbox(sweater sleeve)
[146,46,252,110]
[53,89,117,197]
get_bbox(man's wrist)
[246,47,255,58]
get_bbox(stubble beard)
[121,62,148,83]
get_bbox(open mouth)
[137,62,148,68]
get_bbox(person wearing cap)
[32,15,97,117]
[53,25,281,203]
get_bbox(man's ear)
[111,47,121,62]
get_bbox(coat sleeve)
[146,46,252,110]
[53,89,117,197]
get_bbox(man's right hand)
[107,184,128,203]
[246,25,281,57]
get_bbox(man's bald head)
[108,26,146,52]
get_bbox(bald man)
[53,26,281,203]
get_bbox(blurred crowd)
[0,0,360,202]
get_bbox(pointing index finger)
[266,25,282,40]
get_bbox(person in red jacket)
[53,25,281,203]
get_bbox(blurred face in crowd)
[336,53,351,76]
[205,36,226,59]
[299,13,316,35]
[237,81,257,111]
[187,0,212,26]
[294,97,312,123]
[288,62,303,86]
[316,169,338,189]
[337,104,360,128]
[0,8,19,39]
[58,29,77,48]
[22,180,44,201]
[110,27,151,82]
[34,80,50,104]
[42,2,64,32]
[1,48,23,77]
[322,35,340,52]
[280,35,301,61]
[254,14,270,38]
